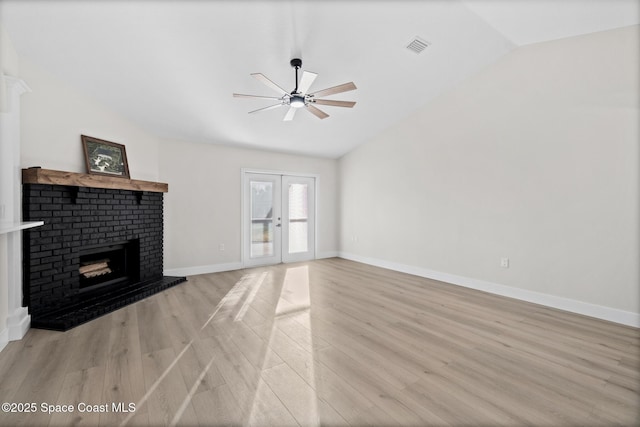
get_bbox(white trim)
[0,221,44,235]
[316,251,339,259]
[7,307,30,341]
[242,172,283,267]
[3,76,31,96]
[282,175,316,263]
[240,168,320,267]
[164,262,243,277]
[240,168,319,179]
[338,252,640,328]
[0,327,8,353]
[240,169,246,267]
[164,253,339,277]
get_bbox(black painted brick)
[23,184,165,317]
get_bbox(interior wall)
[339,26,639,317]
[19,59,160,181]
[159,138,339,274]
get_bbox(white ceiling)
[2,0,638,158]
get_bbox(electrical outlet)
[500,257,509,268]
[219,243,225,251]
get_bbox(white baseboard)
[7,308,30,341]
[338,252,640,328]
[0,306,30,355]
[164,252,340,277]
[0,327,8,354]
[164,262,243,277]
[316,251,339,259]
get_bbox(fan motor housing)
[290,94,306,108]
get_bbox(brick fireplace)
[22,168,186,331]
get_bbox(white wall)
[19,59,160,181]
[160,139,339,275]
[340,26,639,323]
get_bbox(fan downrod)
[290,58,303,94]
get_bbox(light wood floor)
[0,258,638,426]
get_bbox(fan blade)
[306,104,329,119]
[248,103,284,114]
[233,93,282,100]
[298,71,318,94]
[310,82,357,98]
[313,99,356,108]
[283,107,297,121]
[251,73,288,96]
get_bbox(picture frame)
[81,135,130,178]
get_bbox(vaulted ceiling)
[2,1,638,158]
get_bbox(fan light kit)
[233,58,357,121]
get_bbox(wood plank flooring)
[0,258,638,426]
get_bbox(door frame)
[243,172,283,267]
[241,168,319,268]
[281,175,316,264]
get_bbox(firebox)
[78,240,139,293]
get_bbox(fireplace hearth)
[22,171,186,331]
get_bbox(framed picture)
[81,135,130,178]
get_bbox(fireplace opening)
[78,240,140,293]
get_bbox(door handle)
[276,223,282,227]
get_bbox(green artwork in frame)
[81,135,130,178]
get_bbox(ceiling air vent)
[406,37,430,54]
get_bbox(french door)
[243,172,315,267]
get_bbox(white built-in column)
[0,76,42,350]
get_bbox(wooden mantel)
[22,168,168,193]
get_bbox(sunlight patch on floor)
[248,265,320,426]
[123,273,267,425]
[119,339,194,427]
[122,267,322,426]
[235,272,267,322]
[276,265,312,316]
[200,272,263,330]
[170,355,216,426]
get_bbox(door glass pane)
[251,181,273,257]
[288,183,308,254]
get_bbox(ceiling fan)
[233,58,356,121]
